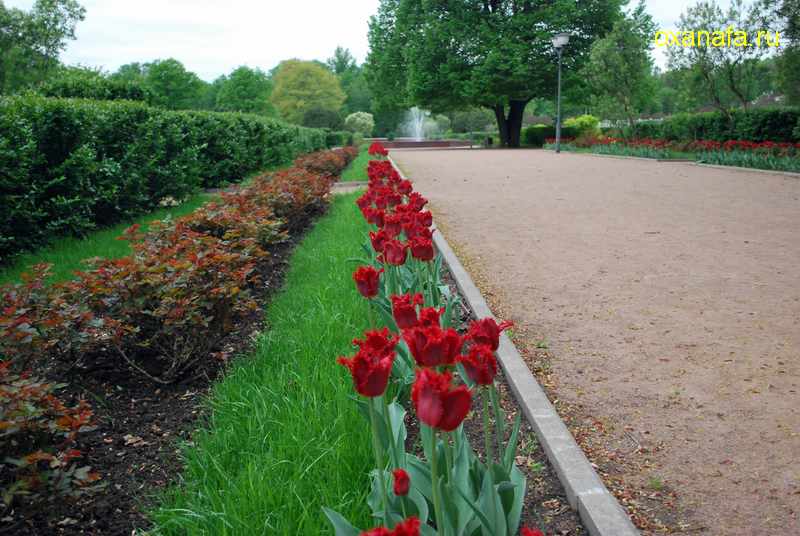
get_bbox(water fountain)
[403,107,429,141]
[374,106,473,149]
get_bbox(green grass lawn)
[341,144,370,182]
[0,194,212,286]
[149,192,374,535]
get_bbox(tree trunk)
[491,100,528,148]
[492,105,509,147]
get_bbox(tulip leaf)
[503,413,522,472]
[452,479,496,536]
[505,465,527,535]
[322,507,361,536]
[407,455,432,502]
[406,488,430,524]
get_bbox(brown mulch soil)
[0,211,319,536]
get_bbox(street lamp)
[551,32,571,154]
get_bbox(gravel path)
[391,148,800,536]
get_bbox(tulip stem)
[367,300,375,329]
[444,433,454,484]
[383,395,398,467]
[369,398,391,528]
[490,384,504,460]
[482,387,494,465]
[429,427,445,535]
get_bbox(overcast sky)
[6,0,752,80]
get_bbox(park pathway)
[391,148,800,536]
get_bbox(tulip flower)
[353,328,399,358]
[411,368,472,432]
[521,528,545,536]
[403,324,462,367]
[370,229,390,254]
[353,266,383,299]
[365,207,385,227]
[391,293,424,329]
[407,192,428,211]
[360,517,420,536]
[338,329,398,398]
[368,142,389,156]
[415,211,432,228]
[466,318,513,351]
[383,239,407,266]
[383,214,404,238]
[417,306,444,328]
[392,468,410,496]
[458,344,498,385]
[398,180,413,195]
[409,236,434,261]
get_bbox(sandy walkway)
[391,148,800,536]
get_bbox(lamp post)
[551,32,571,154]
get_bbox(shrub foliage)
[0,147,357,504]
[0,95,326,263]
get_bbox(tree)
[668,0,771,114]
[0,0,85,93]
[327,46,357,76]
[344,111,375,136]
[270,59,346,124]
[366,0,624,147]
[302,106,344,129]
[582,1,657,130]
[215,66,275,115]
[141,58,206,110]
[757,0,800,104]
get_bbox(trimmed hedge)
[522,124,579,147]
[0,95,325,263]
[38,77,152,103]
[325,129,354,148]
[630,108,800,142]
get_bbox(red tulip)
[398,180,413,195]
[383,239,407,266]
[521,528,545,536]
[466,318,513,351]
[365,207,385,227]
[458,344,498,385]
[403,325,462,367]
[353,327,399,357]
[360,517,420,536]
[338,329,398,398]
[370,229,390,253]
[408,192,428,211]
[417,306,444,328]
[392,468,410,496]
[411,368,472,432]
[368,142,389,156]
[391,293,424,329]
[383,213,404,238]
[409,236,434,261]
[416,211,433,228]
[353,266,383,299]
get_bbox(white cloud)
[5,0,381,80]
[5,1,767,78]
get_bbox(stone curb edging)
[389,155,639,536]
[543,148,800,178]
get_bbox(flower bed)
[545,136,800,172]
[0,147,356,529]
[324,143,545,535]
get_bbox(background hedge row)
[0,95,327,263]
[624,108,800,142]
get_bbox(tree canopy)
[214,66,275,115]
[270,59,346,125]
[0,0,85,93]
[582,1,657,130]
[366,0,625,146]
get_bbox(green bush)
[794,117,800,140]
[325,130,354,147]
[522,124,578,147]
[38,75,152,103]
[564,114,600,136]
[0,95,325,262]
[628,109,800,142]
